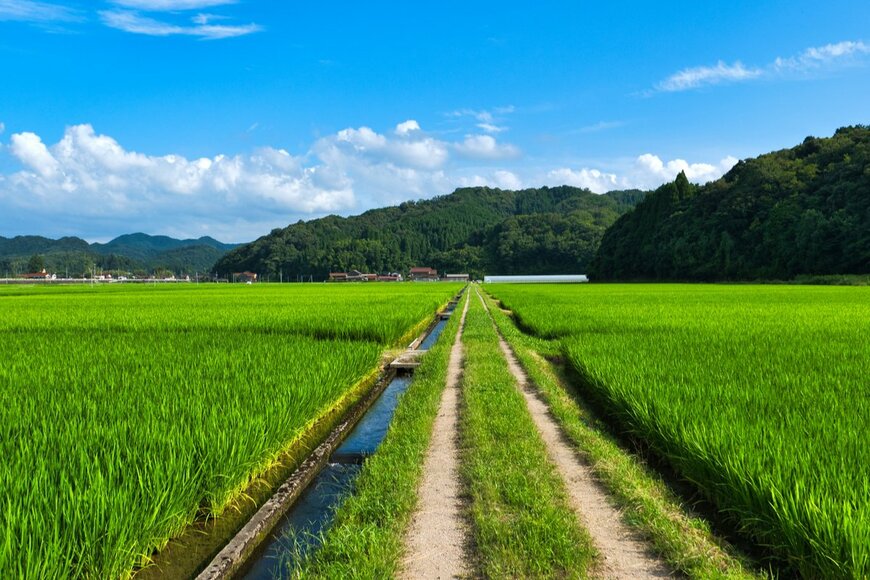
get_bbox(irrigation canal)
[202,300,457,580]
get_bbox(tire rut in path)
[477,290,674,579]
[401,296,470,579]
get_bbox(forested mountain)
[592,126,870,280]
[214,187,646,279]
[0,233,239,277]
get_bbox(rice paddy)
[486,283,870,578]
[0,283,459,578]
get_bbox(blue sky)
[1,0,868,242]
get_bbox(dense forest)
[592,126,870,280]
[214,186,646,280]
[0,233,237,277]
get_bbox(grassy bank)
[293,292,468,578]
[488,283,868,578]
[482,289,761,578]
[460,290,594,578]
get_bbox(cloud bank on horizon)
[0,122,737,242]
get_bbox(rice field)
[486,284,870,578]
[0,283,459,578]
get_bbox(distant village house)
[328,270,378,282]
[409,267,438,281]
[234,271,258,283]
[444,273,469,282]
[22,268,56,280]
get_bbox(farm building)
[484,275,589,283]
[328,270,378,282]
[22,269,56,280]
[444,273,469,282]
[234,271,258,283]
[377,273,403,282]
[409,267,438,281]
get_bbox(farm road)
[477,290,673,579]
[401,295,471,579]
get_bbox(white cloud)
[491,170,523,190]
[631,154,738,187]
[546,168,619,193]
[111,0,236,10]
[0,122,5,135]
[10,132,61,178]
[656,40,870,92]
[657,61,762,92]
[774,40,870,71]
[1,125,354,240]
[546,155,738,192]
[0,120,736,242]
[476,122,506,133]
[454,134,520,159]
[331,124,448,169]
[0,122,528,240]
[0,0,79,22]
[100,9,260,39]
[395,120,421,136]
[447,106,514,134]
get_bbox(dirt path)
[478,290,673,579]
[401,296,470,579]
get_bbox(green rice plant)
[487,283,870,579]
[0,283,459,578]
[482,289,761,578]
[293,292,469,578]
[460,290,595,578]
[0,283,463,345]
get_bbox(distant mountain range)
[0,233,240,277]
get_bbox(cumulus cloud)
[655,40,870,92]
[491,170,523,190]
[546,155,738,193]
[100,9,260,38]
[632,154,738,186]
[0,121,529,240]
[9,132,61,178]
[546,168,619,193]
[0,120,735,241]
[394,120,421,136]
[454,134,520,159]
[1,124,353,240]
[330,125,448,169]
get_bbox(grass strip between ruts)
[481,289,765,579]
[460,290,594,578]
[292,291,468,578]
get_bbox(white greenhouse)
[483,275,589,284]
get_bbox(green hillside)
[0,233,239,277]
[592,126,870,281]
[214,186,646,280]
